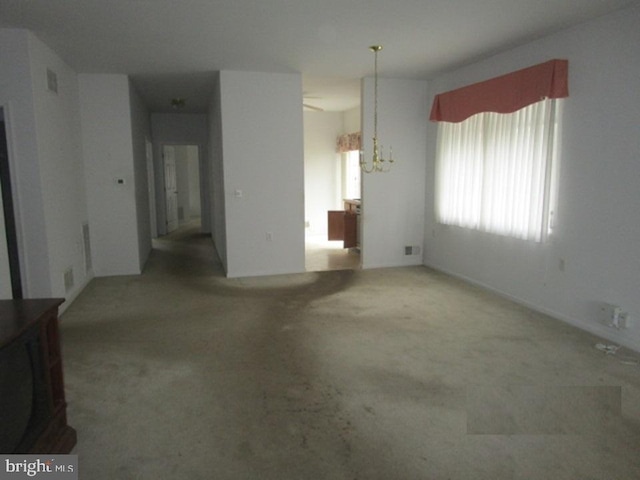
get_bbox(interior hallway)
[60,223,640,479]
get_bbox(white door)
[146,139,157,238]
[163,146,179,233]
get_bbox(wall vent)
[46,68,58,94]
[82,222,92,274]
[404,245,422,256]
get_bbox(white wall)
[219,70,305,278]
[129,81,152,270]
[0,29,95,307]
[79,74,142,276]
[150,114,210,235]
[0,29,51,298]
[27,33,92,305]
[361,77,428,269]
[303,111,343,236]
[3,34,152,288]
[423,4,640,351]
[343,106,361,133]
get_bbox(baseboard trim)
[423,262,640,353]
[59,273,94,316]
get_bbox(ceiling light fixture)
[361,45,394,173]
[170,98,186,109]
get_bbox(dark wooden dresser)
[328,199,360,249]
[0,298,76,453]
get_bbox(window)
[343,150,361,200]
[436,98,560,242]
[430,59,568,242]
[337,132,362,200]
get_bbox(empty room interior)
[1,1,640,478]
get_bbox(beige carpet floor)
[60,223,640,479]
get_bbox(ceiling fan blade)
[303,103,324,112]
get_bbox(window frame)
[435,98,562,242]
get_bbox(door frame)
[162,145,179,234]
[0,107,23,299]
[156,142,205,237]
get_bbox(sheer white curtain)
[436,99,557,242]
[344,150,361,200]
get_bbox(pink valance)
[429,59,569,123]
[336,132,361,153]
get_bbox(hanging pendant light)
[360,45,394,173]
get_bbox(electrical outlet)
[600,303,629,329]
[616,312,632,329]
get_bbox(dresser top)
[0,298,64,348]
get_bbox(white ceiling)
[1,0,637,112]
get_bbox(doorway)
[0,108,23,299]
[162,144,202,235]
[302,111,361,272]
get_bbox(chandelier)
[360,45,394,173]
